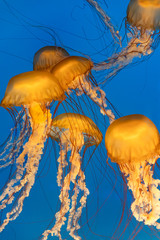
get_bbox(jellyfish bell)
[105,114,160,163]
[33,46,69,72]
[127,0,160,31]
[0,70,65,232]
[42,112,102,240]
[50,112,102,146]
[50,55,115,122]
[105,114,160,228]
[1,71,65,107]
[51,56,93,91]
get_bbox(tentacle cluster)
[0,103,52,232]
[0,109,31,168]
[120,157,160,228]
[42,130,89,240]
[67,73,115,123]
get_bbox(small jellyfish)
[105,114,160,228]
[94,0,160,82]
[0,71,65,231]
[42,112,102,240]
[50,55,115,122]
[33,46,69,72]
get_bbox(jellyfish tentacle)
[120,157,160,228]
[42,130,88,240]
[86,0,121,45]
[0,180,32,232]
[67,134,85,240]
[0,120,30,168]
[0,109,24,156]
[67,184,79,238]
[65,131,89,240]
[80,75,115,122]
[94,30,153,82]
[57,141,68,187]
[42,131,71,240]
[68,169,89,240]
[67,73,115,122]
[0,102,52,232]
[0,109,30,168]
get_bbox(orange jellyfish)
[33,46,69,72]
[50,55,115,122]
[0,70,65,232]
[126,0,160,59]
[105,114,160,228]
[94,0,160,83]
[42,113,102,240]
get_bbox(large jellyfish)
[42,112,102,240]
[0,70,65,231]
[105,114,160,228]
[50,55,115,121]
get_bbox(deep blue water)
[0,0,160,239]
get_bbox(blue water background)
[0,0,160,239]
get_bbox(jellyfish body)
[0,71,65,231]
[50,56,115,121]
[42,113,102,240]
[33,46,69,72]
[105,114,160,228]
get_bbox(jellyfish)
[125,0,160,54]
[0,70,65,231]
[50,55,115,122]
[42,112,102,240]
[93,0,160,83]
[33,46,69,72]
[105,114,160,228]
